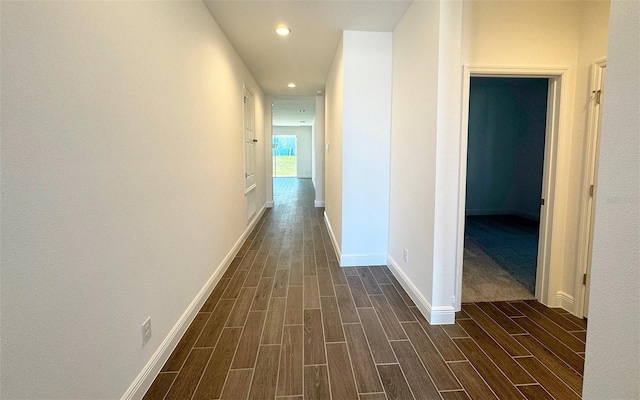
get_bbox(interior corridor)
[144,178,587,400]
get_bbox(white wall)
[582,0,639,397]
[273,126,313,178]
[324,38,344,252]
[567,0,610,305]
[458,0,610,311]
[341,31,392,265]
[388,0,610,323]
[313,95,326,207]
[388,0,441,318]
[0,2,265,398]
[460,0,582,310]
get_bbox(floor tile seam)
[226,286,260,329]
[376,360,420,399]
[341,306,393,395]
[160,369,179,400]
[371,291,415,339]
[472,302,529,336]
[513,350,584,398]
[516,302,586,347]
[401,319,461,368]
[158,311,213,372]
[446,341,504,400]
[513,312,587,359]
[338,321,383,397]
[397,321,458,395]
[187,337,226,400]
[463,316,533,362]
[227,309,268,392]
[262,296,288,346]
[523,301,585,332]
[464,304,532,358]
[333,277,364,326]
[452,331,538,388]
[517,329,586,378]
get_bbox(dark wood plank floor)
[144,178,587,400]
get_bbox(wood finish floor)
[144,178,587,400]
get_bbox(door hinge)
[244,96,247,103]
[583,273,587,285]
[589,185,594,197]
[592,89,602,105]
[540,198,545,206]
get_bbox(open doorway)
[271,97,316,202]
[273,135,298,177]
[462,77,550,303]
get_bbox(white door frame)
[574,59,606,318]
[243,85,257,221]
[455,66,568,309]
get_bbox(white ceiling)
[272,97,317,127]
[203,0,412,125]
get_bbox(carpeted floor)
[462,215,539,303]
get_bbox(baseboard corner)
[323,211,341,264]
[556,290,575,312]
[386,255,455,325]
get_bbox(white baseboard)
[340,254,387,267]
[314,200,325,207]
[266,201,274,208]
[387,255,456,325]
[323,211,341,263]
[121,205,267,400]
[556,290,575,312]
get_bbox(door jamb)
[455,66,568,310]
[574,58,606,318]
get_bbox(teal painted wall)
[466,78,548,221]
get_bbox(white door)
[243,87,256,192]
[583,64,606,317]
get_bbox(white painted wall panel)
[341,31,392,264]
[0,2,265,398]
[583,1,639,397]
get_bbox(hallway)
[144,178,586,400]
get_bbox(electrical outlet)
[141,317,152,347]
[403,248,409,263]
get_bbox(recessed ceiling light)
[287,83,296,88]
[275,26,291,36]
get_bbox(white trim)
[456,65,568,310]
[314,200,325,207]
[323,213,386,267]
[387,256,455,325]
[121,205,266,400]
[339,254,387,267]
[244,183,257,195]
[556,291,575,311]
[323,211,341,263]
[266,201,274,208]
[574,59,607,318]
